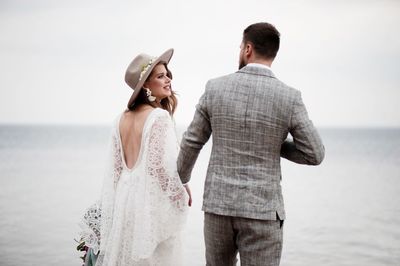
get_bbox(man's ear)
[245,43,253,58]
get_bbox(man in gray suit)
[177,22,325,266]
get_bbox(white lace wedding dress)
[92,108,188,266]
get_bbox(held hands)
[183,184,192,207]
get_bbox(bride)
[78,48,191,266]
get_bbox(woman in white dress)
[79,48,192,266]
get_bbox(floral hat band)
[125,48,174,108]
[139,58,157,81]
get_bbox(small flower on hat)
[139,58,156,81]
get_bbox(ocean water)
[0,125,399,266]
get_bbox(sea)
[0,125,399,266]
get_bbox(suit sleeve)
[281,91,325,165]
[177,85,212,183]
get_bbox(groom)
[177,22,324,266]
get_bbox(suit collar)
[237,65,276,79]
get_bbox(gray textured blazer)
[177,65,325,220]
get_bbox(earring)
[144,88,156,102]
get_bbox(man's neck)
[248,58,273,67]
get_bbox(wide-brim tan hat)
[125,48,174,108]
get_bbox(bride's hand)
[183,184,192,207]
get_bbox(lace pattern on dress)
[98,127,121,259]
[78,201,101,254]
[112,134,123,186]
[147,115,187,211]
[95,110,187,266]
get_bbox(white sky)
[0,0,399,127]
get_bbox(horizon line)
[0,122,399,130]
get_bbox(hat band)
[139,57,157,81]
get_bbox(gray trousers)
[204,212,283,266]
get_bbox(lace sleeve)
[146,113,187,211]
[78,201,101,254]
[98,126,123,256]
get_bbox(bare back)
[119,106,154,169]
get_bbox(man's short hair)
[243,22,280,59]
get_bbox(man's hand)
[184,184,192,207]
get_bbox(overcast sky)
[0,0,399,127]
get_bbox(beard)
[238,55,246,70]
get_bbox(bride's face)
[143,64,172,101]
